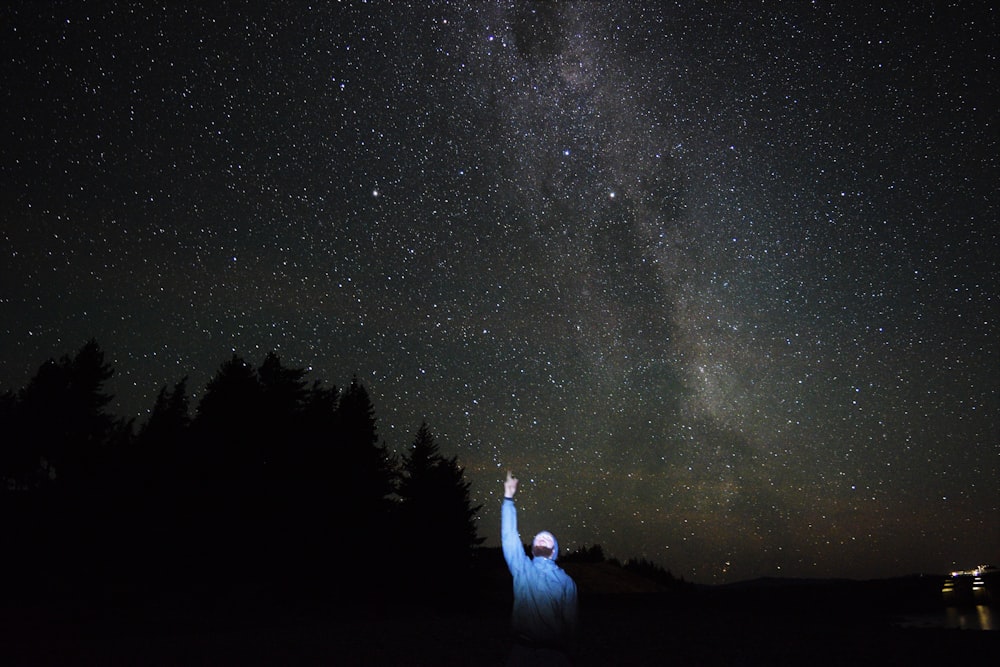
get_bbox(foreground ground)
[1,566,996,665]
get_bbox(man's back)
[501,484,578,652]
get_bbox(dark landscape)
[1,554,996,666]
[1,342,996,665]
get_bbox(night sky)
[2,2,997,584]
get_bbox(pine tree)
[336,376,395,510]
[398,422,483,593]
[256,352,310,486]
[14,339,116,486]
[192,355,266,483]
[193,355,261,438]
[139,377,190,447]
[258,352,308,425]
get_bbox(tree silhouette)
[138,377,191,448]
[563,544,607,564]
[0,342,548,608]
[623,557,690,590]
[13,339,116,486]
[186,355,270,581]
[132,377,192,582]
[336,376,395,512]
[299,378,340,482]
[312,376,396,594]
[193,354,262,446]
[0,388,40,490]
[397,422,483,598]
[258,352,309,420]
[0,341,125,596]
[256,352,309,490]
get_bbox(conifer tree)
[256,353,309,483]
[398,422,483,587]
[139,377,190,447]
[336,376,395,509]
[14,339,116,485]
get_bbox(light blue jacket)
[501,498,578,649]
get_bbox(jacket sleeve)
[501,498,529,575]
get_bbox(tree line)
[0,340,482,604]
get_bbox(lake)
[895,604,996,631]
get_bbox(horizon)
[2,3,996,586]
[5,342,992,586]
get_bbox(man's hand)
[504,470,519,499]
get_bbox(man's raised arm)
[501,471,528,571]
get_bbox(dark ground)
[1,563,996,666]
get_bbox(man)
[502,470,578,666]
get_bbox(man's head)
[532,531,558,560]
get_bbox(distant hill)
[716,576,857,589]
[561,561,672,595]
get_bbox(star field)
[1,2,997,583]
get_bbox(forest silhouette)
[0,340,486,607]
[1,340,694,610]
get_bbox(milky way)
[2,2,996,582]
